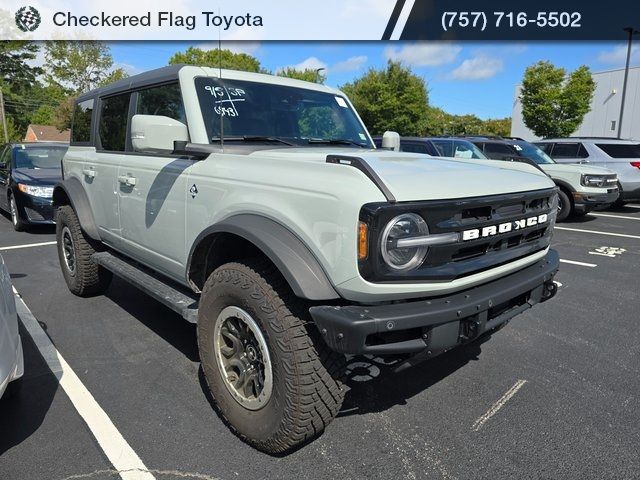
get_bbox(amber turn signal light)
[358,221,368,260]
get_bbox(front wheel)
[56,205,112,296]
[9,195,25,231]
[556,190,572,222]
[198,259,346,454]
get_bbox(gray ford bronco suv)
[53,65,559,453]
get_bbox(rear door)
[116,82,194,281]
[91,93,131,245]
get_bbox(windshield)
[194,77,373,148]
[511,142,555,164]
[13,146,67,170]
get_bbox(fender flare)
[553,179,576,195]
[187,214,340,301]
[53,177,101,241]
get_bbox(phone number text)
[441,11,582,31]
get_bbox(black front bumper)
[15,191,55,224]
[573,189,619,213]
[310,250,559,356]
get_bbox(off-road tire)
[198,259,346,454]
[9,194,25,232]
[557,189,572,222]
[56,205,112,296]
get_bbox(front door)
[116,83,193,281]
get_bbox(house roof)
[26,124,70,142]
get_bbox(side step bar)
[92,251,199,323]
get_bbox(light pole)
[617,27,640,139]
[315,67,326,84]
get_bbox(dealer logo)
[15,6,41,32]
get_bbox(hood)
[13,168,62,185]
[539,163,615,176]
[253,147,555,202]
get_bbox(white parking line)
[13,287,155,480]
[589,213,640,221]
[560,259,597,267]
[555,226,640,240]
[0,241,57,251]
[472,379,527,432]
[626,205,640,209]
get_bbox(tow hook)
[542,280,558,301]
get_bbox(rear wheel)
[56,205,112,296]
[9,195,25,231]
[198,259,346,454]
[557,189,572,222]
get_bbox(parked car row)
[374,135,633,221]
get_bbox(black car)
[0,142,67,231]
[373,136,487,159]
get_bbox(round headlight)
[380,213,429,271]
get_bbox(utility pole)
[0,87,8,143]
[618,27,640,139]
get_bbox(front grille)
[359,187,557,282]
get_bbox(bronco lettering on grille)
[462,214,548,241]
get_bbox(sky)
[107,41,640,120]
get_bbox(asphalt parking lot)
[1,206,639,480]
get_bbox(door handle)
[118,175,137,187]
[82,168,96,178]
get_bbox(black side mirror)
[172,141,217,160]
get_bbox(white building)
[511,66,640,141]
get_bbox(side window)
[98,93,131,152]
[136,83,186,124]
[71,99,94,144]
[550,143,580,158]
[483,143,516,160]
[453,140,476,158]
[401,142,429,154]
[577,144,590,158]
[536,143,553,154]
[0,146,11,169]
[431,140,453,157]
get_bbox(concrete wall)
[511,66,640,141]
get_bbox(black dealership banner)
[384,0,637,40]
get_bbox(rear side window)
[99,93,131,152]
[595,143,640,158]
[550,143,581,158]
[136,83,186,124]
[71,99,94,144]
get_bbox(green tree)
[169,47,263,72]
[520,61,595,138]
[277,67,326,83]
[480,117,512,137]
[341,61,429,136]
[44,41,120,94]
[0,41,42,95]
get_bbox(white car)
[0,254,23,399]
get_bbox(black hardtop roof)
[77,64,185,102]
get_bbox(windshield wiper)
[211,135,295,146]
[307,138,367,148]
